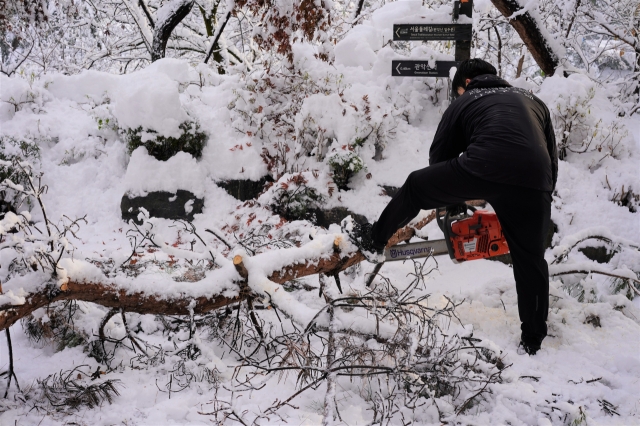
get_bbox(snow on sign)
[393,24,472,41]
[392,60,459,77]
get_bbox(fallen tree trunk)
[0,282,242,331]
[0,211,438,331]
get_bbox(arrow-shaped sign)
[392,24,472,41]
[391,60,459,77]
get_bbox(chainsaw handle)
[436,204,476,233]
[436,204,476,262]
[436,207,446,233]
[436,207,457,261]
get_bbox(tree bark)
[0,280,242,331]
[203,11,231,65]
[490,0,559,76]
[151,0,195,62]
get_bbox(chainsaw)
[384,205,510,263]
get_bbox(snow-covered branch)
[490,0,563,75]
[0,210,437,331]
[549,228,640,298]
[583,11,640,54]
[121,0,154,53]
[151,0,196,61]
[0,277,241,331]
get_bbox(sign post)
[453,0,473,61]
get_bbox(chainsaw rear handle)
[436,204,477,233]
[436,204,476,262]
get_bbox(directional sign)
[392,60,459,77]
[393,24,472,41]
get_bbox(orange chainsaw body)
[449,210,509,262]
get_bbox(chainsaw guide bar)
[384,239,449,262]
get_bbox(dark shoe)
[341,217,385,263]
[517,340,540,356]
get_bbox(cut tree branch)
[0,280,241,331]
[0,211,439,331]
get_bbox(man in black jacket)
[361,59,558,355]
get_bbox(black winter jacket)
[429,74,558,191]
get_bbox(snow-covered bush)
[230,69,344,179]
[230,60,405,183]
[22,301,88,352]
[296,90,399,163]
[538,74,639,304]
[540,75,630,162]
[260,172,327,222]
[0,136,40,214]
[327,149,366,190]
[124,120,207,161]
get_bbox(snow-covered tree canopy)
[0,0,638,424]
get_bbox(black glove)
[446,203,468,216]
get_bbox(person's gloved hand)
[446,203,468,216]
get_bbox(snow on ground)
[1,258,639,425]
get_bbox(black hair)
[451,59,497,93]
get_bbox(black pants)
[372,159,552,347]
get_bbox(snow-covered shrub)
[610,185,639,213]
[0,137,40,182]
[231,65,403,181]
[261,172,326,222]
[327,149,366,190]
[296,91,399,163]
[124,121,207,161]
[0,136,40,214]
[22,301,88,352]
[539,75,630,162]
[230,69,344,179]
[539,73,638,231]
[0,162,87,292]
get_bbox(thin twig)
[3,328,20,398]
